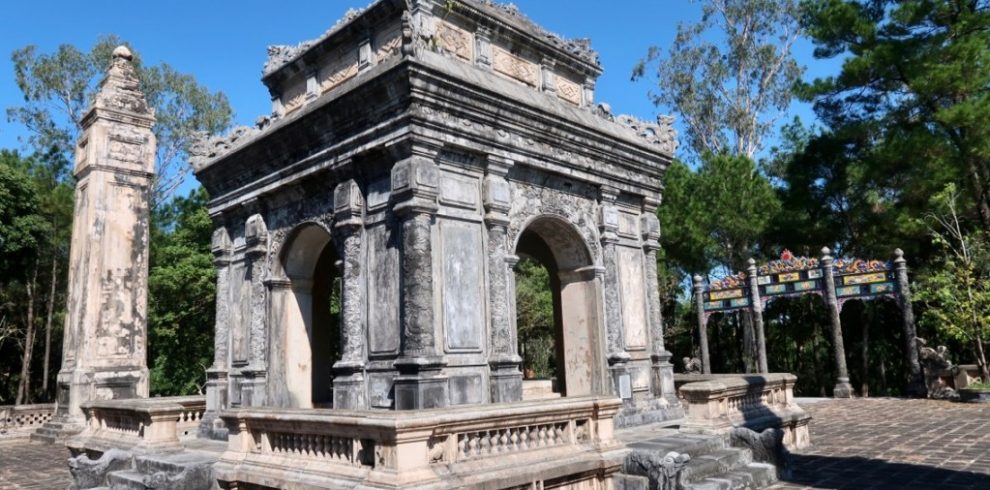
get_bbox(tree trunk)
[975,334,990,383]
[41,253,59,397]
[15,261,39,405]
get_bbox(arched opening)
[271,223,341,408]
[514,216,606,399]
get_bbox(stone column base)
[394,357,448,409]
[332,362,367,409]
[239,370,267,407]
[833,378,854,398]
[651,352,677,402]
[489,357,523,403]
[199,368,229,440]
[609,361,633,402]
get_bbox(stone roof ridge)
[592,103,678,155]
[188,114,277,172]
[469,0,600,67]
[88,45,153,120]
[262,0,381,77]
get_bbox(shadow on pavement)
[779,453,990,489]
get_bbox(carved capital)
[333,179,364,229]
[244,214,268,256]
[641,212,661,244]
[391,155,439,217]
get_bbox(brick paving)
[772,398,990,490]
[0,398,988,489]
[0,439,72,489]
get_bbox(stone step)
[686,463,778,490]
[680,448,753,484]
[134,450,218,476]
[626,433,726,459]
[106,470,149,490]
[30,421,82,444]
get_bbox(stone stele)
[36,45,155,442]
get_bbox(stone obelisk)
[34,46,155,442]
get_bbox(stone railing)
[215,396,627,489]
[675,373,811,449]
[67,395,205,456]
[0,403,54,440]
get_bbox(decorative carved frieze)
[281,80,306,113]
[556,76,582,106]
[319,50,359,94]
[493,46,538,87]
[375,27,403,63]
[436,21,473,62]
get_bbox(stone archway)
[269,223,341,408]
[514,215,607,398]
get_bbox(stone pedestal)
[39,46,155,442]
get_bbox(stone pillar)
[242,212,269,406]
[895,249,926,397]
[391,153,448,409]
[642,202,675,399]
[599,186,631,399]
[332,179,368,409]
[747,258,769,373]
[485,155,523,403]
[692,275,712,374]
[49,46,154,433]
[822,247,853,398]
[201,226,231,436]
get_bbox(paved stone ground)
[772,398,990,490]
[0,439,72,489]
[1,398,988,489]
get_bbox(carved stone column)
[747,258,769,373]
[391,153,448,409]
[332,179,368,409]
[895,249,926,397]
[641,202,674,399]
[692,275,712,374]
[242,212,269,407]
[599,186,631,399]
[822,247,853,398]
[202,225,231,436]
[484,156,523,402]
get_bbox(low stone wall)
[215,396,626,489]
[67,395,205,456]
[0,403,54,440]
[675,373,811,450]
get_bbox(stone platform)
[4,398,990,489]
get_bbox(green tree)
[916,185,990,382]
[147,187,217,395]
[801,0,990,230]
[0,151,52,404]
[514,258,556,379]
[8,35,232,205]
[634,0,804,159]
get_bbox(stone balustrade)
[0,403,54,439]
[67,395,205,456]
[215,396,627,489]
[675,373,811,449]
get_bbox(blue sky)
[0,0,839,193]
